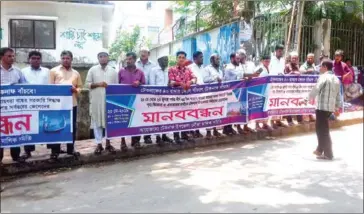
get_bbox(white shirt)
[269,54,285,75]
[188,63,205,85]
[223,63,241,81]
[239,61,256,75]
[22,66,49,84]
[149,66,169,86]
[255,64,270,77]
[136,59,156,85]
[202,64,223,83]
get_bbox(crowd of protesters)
[0,45,363,163]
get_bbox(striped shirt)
[0,65,27,85]
[308,71,342,112]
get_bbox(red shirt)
[168,65,196,84]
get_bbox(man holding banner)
[253,55,274,131]
[0,47,27,163]
[202,53,223,139]
[86,50,118,155]
[21,51,50,159]
[149,56,174,146]
[222,52,241,135]
[168,51,197,144]
[118,52,146,151]
[48,51,82,160]
[237,49,257,134]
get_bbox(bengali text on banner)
[106,81,248,138]
[0,84,73,148]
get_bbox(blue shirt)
[22,66,49,84]
[149,66,169,86]
[0,65,27,85]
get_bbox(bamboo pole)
[296,0,305,55]
[285,0,297,58]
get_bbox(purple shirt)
[333,61,350,78]
[118,66,146,84]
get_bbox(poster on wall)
[0,85,73,148]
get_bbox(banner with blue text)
[106,81,248,138]
[0,85,73,148]
[106,75,330,138]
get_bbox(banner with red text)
[0,85,73,148]
[247,75,320,120]
[106,81,248,138]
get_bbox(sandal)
[205,131,213,140]
[94,146,104,155]
[121,142,128,152]
[132,141,141,149]
[50,153,59,161]
[213,130,222,138]
[105,145,116,154]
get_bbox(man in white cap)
[237,49,257,134]
[85,50,118,155]
[136,47,156,144]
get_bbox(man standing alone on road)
[85,50,118,155]
[21,51,50,159]
[49,50,82,160]
[306,59,341,160]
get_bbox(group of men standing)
[0,44,353,161]
[0,48,81,162]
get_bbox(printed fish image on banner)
[42,114,67,133]
[40,111,71,133]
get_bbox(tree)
[173,0,210,39]
[108,26,151,61]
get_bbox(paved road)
[1,124,363,213]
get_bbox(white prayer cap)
[237,49,247,56]
[98,49,109,56]
[289,51,299,57]
[140,47,150,52]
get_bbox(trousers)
[92,119,109,144]
[0,147,21,162]
[48,106,77,154]
[315,110,333,158]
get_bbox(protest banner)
[246,75,319,120]
[106,81,247,138]
[0,85,73,148]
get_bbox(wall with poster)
[150,21,241,66]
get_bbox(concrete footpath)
[1,111,363,177]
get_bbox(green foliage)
[108,26,151,60]
[209,0,235,26]
[168,55,177,67]
[173,0,210,38]
[304,0,363,24]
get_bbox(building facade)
[111,1,171,46]
[0,1,114,66]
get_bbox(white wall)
[1,1,113,65]
[112,1,170,45]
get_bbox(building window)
[9,19,56,49]
[146,1,152,10]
